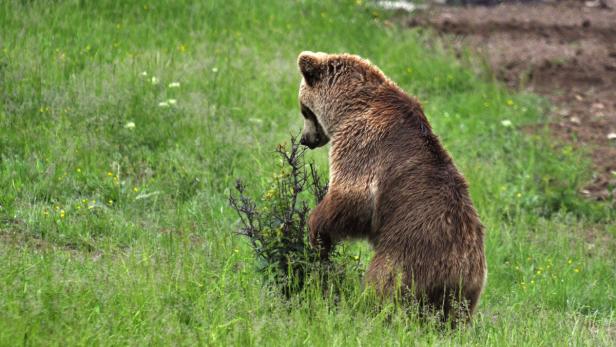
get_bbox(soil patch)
[408,0,616,200]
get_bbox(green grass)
[1,0,615,345]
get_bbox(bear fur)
[297,51,486,322]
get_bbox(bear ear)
[298,51,324,87]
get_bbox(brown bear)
[297,51,486,323]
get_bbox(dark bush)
[229,135,337,296]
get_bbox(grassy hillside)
[1,0,614,345]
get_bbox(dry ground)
[409,0,616,200]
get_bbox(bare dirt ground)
[408,0,616,200]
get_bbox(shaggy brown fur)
[297,51,486,323]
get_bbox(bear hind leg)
[425,285,479,328]
[364,252,405,300]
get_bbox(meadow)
[1,0,615,345]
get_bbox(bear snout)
[300,134,320,149]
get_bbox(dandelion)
[168,82,180,88]
[501,119,512,127]
[263,189,275,200]
[107,172,113,177]
[167,99,177,105]
[151,76,159,85]
[211,67,218,73]
[124,121,136,129]
[133,187,139,192]
[353,255,360,260]
[574,268,580,273]
[158,101,169,107]
[60,210,65,218]
[506,99,514,106]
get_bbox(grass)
[1,0,615,345]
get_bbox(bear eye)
[300,103,317,121]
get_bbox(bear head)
[297,51,385,149]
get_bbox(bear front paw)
[308,212,320,248]
[308,213,333,261]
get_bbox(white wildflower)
[151,76,159,85]
[607,132,616,140]
[167,99,177,105]
[140,71,148,77]
[158,101,169,107]
[168,82,180,88]
[124,121,136,129]
[212,67,218,73]
[501,119,512,127]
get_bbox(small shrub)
[229,135,340,296]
